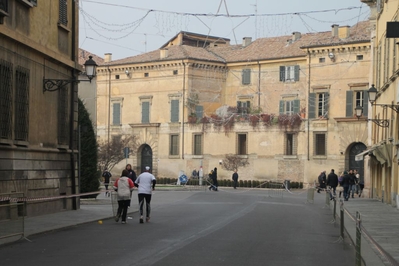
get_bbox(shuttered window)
[0,59,13,139]
[242,69,251,85]
[237,101,250,114]
[14,66,30,141]
[193,134,202,155]
[315,133,326,156]
[112,103,121,125]
[279,99,300,114]
[170,134,179,155]
[195,105,203,119]
[59,0,67,26]
[170,99,179,122]
[142,102,150,123]
[279,65,300,82]
[285,133,297,155]
[309,92,329,119]
[237,133,247,155]
[0,0,9,14]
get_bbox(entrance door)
[141,145,153,173]
[348,143,367,179]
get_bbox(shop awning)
[355,147,376,161]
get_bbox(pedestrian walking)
[209,167,219,191]
[337,172,344,198]
[348,170,356,198]
[113,170,135,224]
[135,166,156,223]
[101,168,112,197]
[191,169,199,179]
[125,164,137,207]
[317,171,326,193]
[342,171,351,201]
[326,169,338,200]
[232,169,239,189]
[354,170,360,195]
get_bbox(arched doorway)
[348,142,367,178]
[140,144,153,173]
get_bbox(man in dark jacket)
[348,170,356,198]
[232,169,238,189]
[326,169,338,200]
[317,171,326,193]
[342,171,351,201]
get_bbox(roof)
[102,21,371,66]
[160,31,230,49]
[79,48,104,67]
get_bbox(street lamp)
[43,56,98,92]
[355,105,389,128]
[367,84,399,112]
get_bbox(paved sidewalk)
[1,188,399,266]
[320,192,399,266]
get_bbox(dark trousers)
[117,199,130,222]
[343,185,350,200]
[233,179,238,189]
[138,193,152,218]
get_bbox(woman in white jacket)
[113,169,134,224]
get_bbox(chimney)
[292,32,301,42]
[104,53,112,63]
[338,26,350,39]
[242,37,252,47]
[160,48,168,59]
[331,24,339,37]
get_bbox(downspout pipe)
[70,1,78,210]
[307,49,311,161]
[258,61,261,108]
[182,60,186,159]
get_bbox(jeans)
[329,186,336,199]
[343,185,350,200]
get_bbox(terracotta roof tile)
[78,48,104,67]
[102,21,370,66]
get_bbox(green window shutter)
[346,91,353,117]
[171,100,179,122]
[279,100,285,114]
[195,105,203,118]
[237,101,242,113]
[324,92,329,118]
[246,101,251,113]
[294,65,300,81]
[293,99,300,114]
[142,102,150,123]
[113,103,121,125]
[242,69,251,85]
[308,93,316,119]
[363,90,369,117]
[279,66,285,81]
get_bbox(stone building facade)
[96,25,371,190]
[0,0,82,216]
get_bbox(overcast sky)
[79,0,369,60]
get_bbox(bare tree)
[97,135,137,172]
[221,154,250,172]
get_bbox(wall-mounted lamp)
[367,84,399,112]
[125,69,131,77]
[355,105,389,128]
[219,160,222,165]
[328,52,335,60]
[43,56,98,92]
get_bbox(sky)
[78,0,370,61]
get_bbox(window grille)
[0,59,13,139]
[15,66,29,141]
[59,0,67,26]
[58,86,68,145]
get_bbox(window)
[144,73,149,77]
[279,65,299,82]
[193,134,202,155]
[279,99,299,115]
[59,0,67,26]
[173,70,178,75]
[237,133,247,155]
[242,69,251,85]
[170,134,179,156]
[308,92,329,119]
[345,89,368,117]
[115,75,120,80]
[170,99,179,122]
[18,0,37,7]
[319,58,325,63]
[0,59,13,140]
[58,85,68,145]
[285,133,297,155]
[0,0,9,16]
[112,103,121,125]
[14,66,30,141]
[141,102,150,123]
[195,105,203,119]
[356,55,363,61]
[314,133,326,156]
[237,101,250,114]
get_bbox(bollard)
[307,187,315,203]
[325,190,330,207]
[356,211,362,266]
[340,199,344,240]
[333,197,336,222]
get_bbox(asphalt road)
[0,189,355,266]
